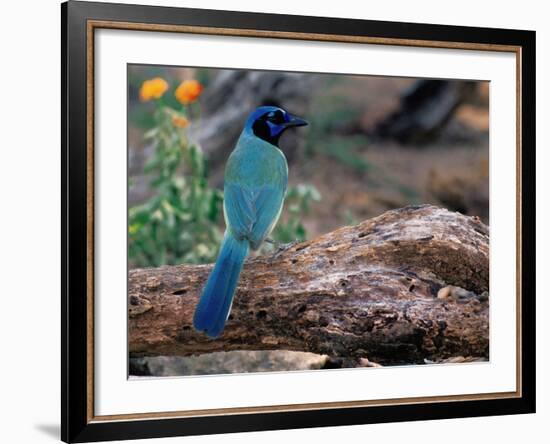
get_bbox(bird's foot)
[269,240,299,261]
[277,240,298,252]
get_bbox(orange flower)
[172,115,190,128]
[175,80,203,105]
[139,77,169,101]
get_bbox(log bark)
[129,205,489,366]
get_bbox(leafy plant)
[129,78,223,267]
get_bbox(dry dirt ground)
[288,78,489,239]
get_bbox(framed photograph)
[62,1,535,442]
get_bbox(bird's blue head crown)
[244,105,308,146]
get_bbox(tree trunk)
[374,80,477,144]
[129,205,489,366]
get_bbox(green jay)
[193,105,308,337]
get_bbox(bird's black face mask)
[252,109,308,146]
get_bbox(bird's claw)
[270,240,299,260]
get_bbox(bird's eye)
[266,111,284,124]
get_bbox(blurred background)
[128,64,489,377]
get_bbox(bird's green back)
[223,133,288,249]
[225,133,288,190]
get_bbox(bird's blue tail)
[193,232,249,338]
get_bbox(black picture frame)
[62,1,536,442]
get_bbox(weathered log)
[129,205,489,366]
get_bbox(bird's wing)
[223,184,256,237]
[248,186,285,248]
[224,183,284,248]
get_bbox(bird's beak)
[284,114,308,128]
